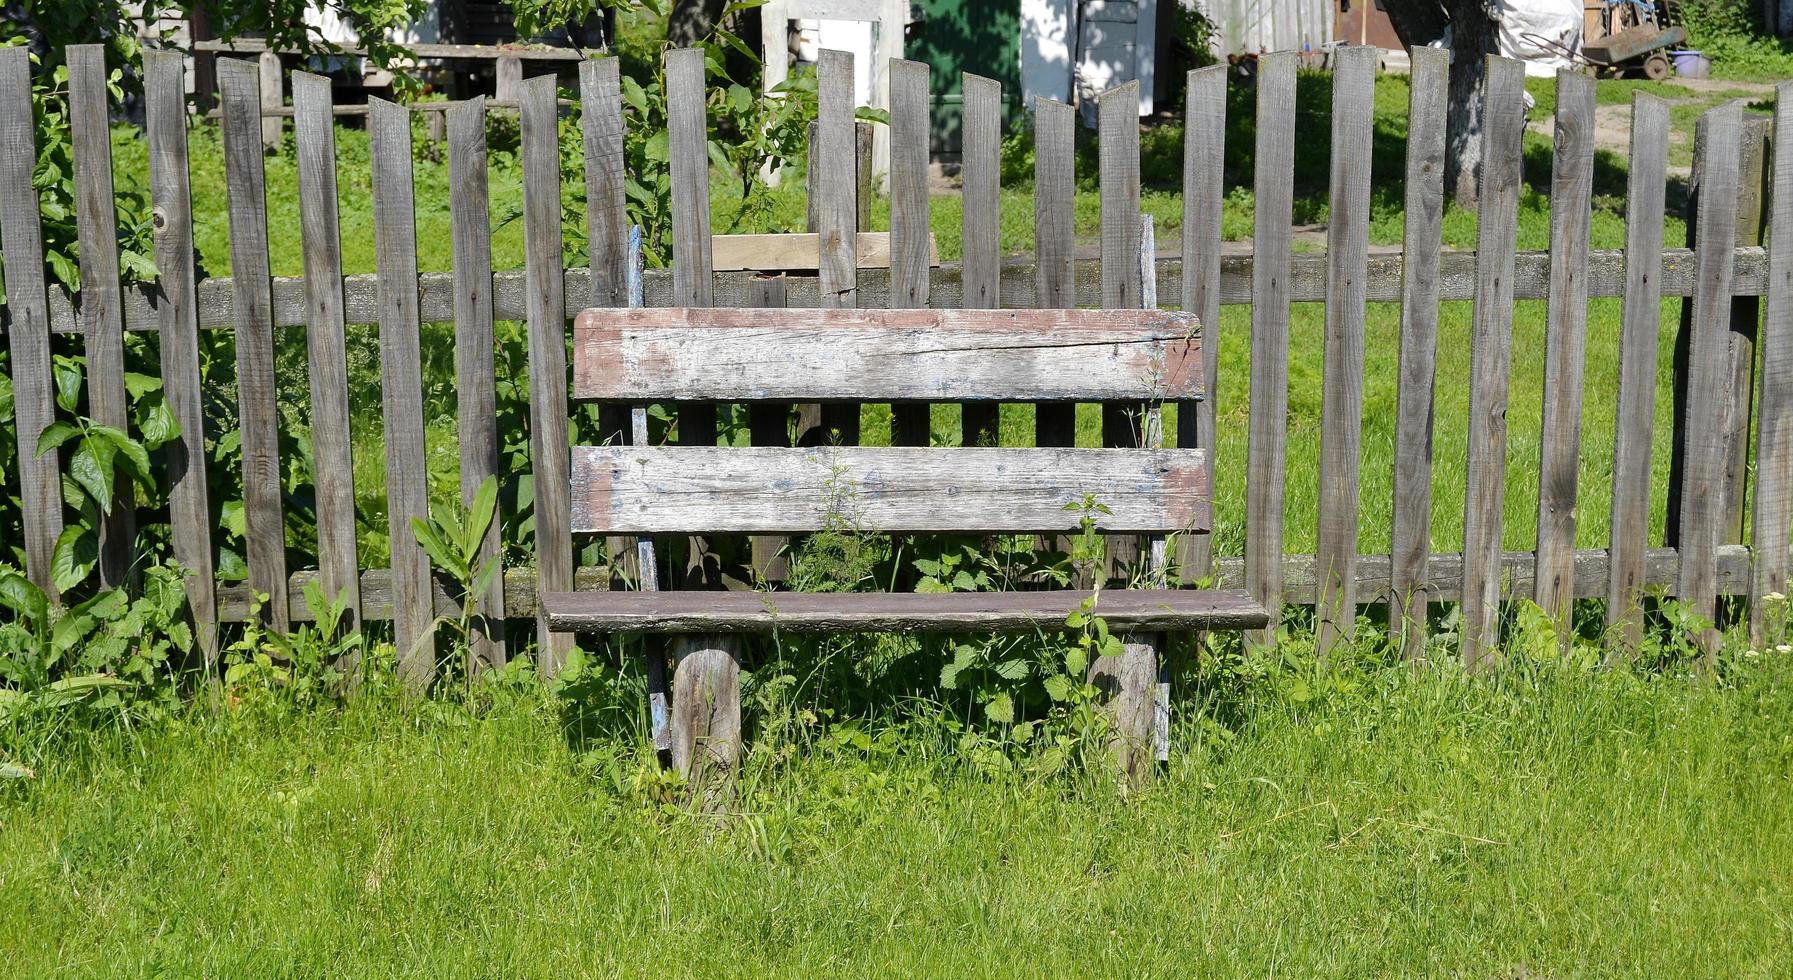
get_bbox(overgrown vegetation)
[1682,0,1793,79]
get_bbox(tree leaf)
[983,691,1014,724]
[464,475,500,563]
[35,420,82,457]
[69,434,117,514]
[51,524,98,593]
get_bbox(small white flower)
[1768,592,1787,603]
[1745,649,1762,659]
[1777,644,1792,654]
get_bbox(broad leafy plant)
[411,476,504,663]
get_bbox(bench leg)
[1088,632,1160,789]
[669,634,744,810]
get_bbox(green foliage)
[411,475,503,665]
[1680,0,1793,79]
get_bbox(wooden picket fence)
[2,42,1791,688]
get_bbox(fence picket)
[1459,56,1527,670]
[1178,64,1225,585]
[368,98,436,687]
[961,72,1001,448]
[747,275,793,582]
[1245,53,1296,644]
[218,58,290,630]
[1391,46,1448,660]
[447,97,506,668]
[815,49,860,444]
[1531,70,1597,638]
[1679,103,1743,661]
[1752,82,1793,644]
[1099,80,1144,581]
[1315,45,1375,656]
[1034,95,1076,451]
[144,50,219,664]
[291,71,363,627]
[67,44,133,589]
[889,59,932,447]
[517,76,576,674]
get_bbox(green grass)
[5,650,1792,974]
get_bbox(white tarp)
[1497,0,1583,77]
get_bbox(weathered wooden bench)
[542,307,1269,791]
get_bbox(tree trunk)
[1383,0,1501,209]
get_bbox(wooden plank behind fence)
[1179,64,1225,584]
[0,49,64,598]
[1723,122,1770,547]
[144,50,219,664]
[1605,93,1671,652]
[67,44,133,589]
[815,49,860,444]
[1532,69,1596,638]
[1245,53,1296,643]
[447,97,506,669]
[889,59,932,447]
[1391,46,1448,661]
[518,76,576,673]
[1034,96,1077,451]
[746,276,792,582]
[291,71,363,627]
[1678,103,1743,661]
[218,58,291,630]
[1315,45,1374,657]
[1458,56,1527,670]
[1752,82,1793,645]
[1098,80,1144,582]
[368,98,436,687]
[961,72,1001,448]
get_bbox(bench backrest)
[567,307,1208,538]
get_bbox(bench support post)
[1089,633,1161,789]
[669,634,744,810]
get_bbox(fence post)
[1751,82,1793,646]
[961,72,1001,448]
[890,59,933,447]
[1178,64,1226,587]
[258,50,283,149]
[815,49,861,444]
[1034,95,1077,455]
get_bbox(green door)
[905,0,1023,155]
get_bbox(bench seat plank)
[571,306,1201,402]
[571,446,1211,534]
[543,589,1269,634]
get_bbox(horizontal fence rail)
[3,43,1792,690]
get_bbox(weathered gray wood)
[571,307,1200,402]
[369,98,437,689]
[1139,222,1170,770]
[1531,69,1597,638]
[518,75,576,677]
[1606,93,1671,652]
[666,48,714,309]
[889,60,932,447]
[815,49,860,444]
[1721,121,1770,548]
[1178,65,1226,584]
[1314,45,1374,657]
[67,44,133,589]
[1034,96,1077,451]
[27,247,1782,338]
[856,120,874,231]
[543,588,1268,633]
[1752,81,1793,645]
[144,50,218,663]
[1390,46,1448,661]
[960,72,1002,446]
[623,227,670,755]
[446,97,506,669]
[1458,56,1527,671]
[1098,80,1146,581]
[1678,102,1743,661]
[0,48,64,597]
[745,276,794,582]
[1244,53,1296,644]
[291,71,362,627]
[1089,635,1158,789]
[218,58,290,630]
[257,50,282,148]
[668,634,743,811]
[495,54,522,101]
[709,232,931,271]
[570,446,1211,535]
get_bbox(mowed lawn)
[3,652,1791,974]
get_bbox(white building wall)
[1198,0,1333,55]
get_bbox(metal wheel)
[1643,52,1671,81]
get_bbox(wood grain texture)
[1720,121,1769,548]
[961,73,1002,446]
[1244,53,1296,643]
[1178,65,1226,583]
[669,634,743,811]
[1678,102,1743,661]
[1033,96,1077,451]
[369,98,436,688]
[580,58,628,309]
[1458,56,1527,671]
[570,446,1211,535]
[519,75,576,677]
[1531,70,1597,635]
[709,232,933,271]
[1098,80,1145,580]
[144,50,218,662]
[1751,80,1793,645]
[1089,635,1158,788]
[0,48,64,597]
[446,97,506,669]
[815,49,861,444]
[290,71,362,626]
[543,588,1268,633]
[889,59,932,447]
[744,277,794,581]
[218,58,290,630]
[25,247,1779,337]
[1390,46,1447,660]
[1606,93,1671,652]
[1314,45,1374,656]
[572,307,1200,402]
[67,45,133,589]
[666,48,714,308]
